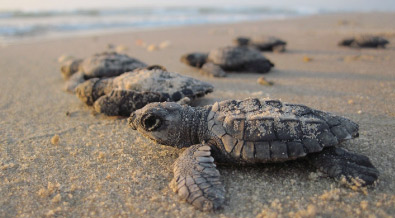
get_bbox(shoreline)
[2,11,388,47]
[1,15,295,47]
[0,12,394,217]
[0,10,300,45]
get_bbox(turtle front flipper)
[94,90,168,116]
[200,62,226,77]
[180,53,209,68]
[309,147,379,186]
[64,71,85,93]
[242,59,274,73]
[171,144,225,211]
[272,44,286,53]
[75,77,115,105]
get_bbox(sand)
[0,12,394,217]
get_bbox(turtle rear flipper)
[94,90,168,116]
[171,144,225,211]
[309,147,379,186]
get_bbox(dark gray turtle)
[181,46,274,77]
[338,35,389,48]
[75,66,213,116]
[60,52,147,93]
[128,98,379,211]
[234,36,287,52]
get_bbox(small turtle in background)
[59,52,147,93]
[234,36,287,52]
[339,35,389,48]
[181,46,274,77]
[75,66,213,116]
[129,98,379,211]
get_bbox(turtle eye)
[141,114,162,131]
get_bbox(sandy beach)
[0,12,394,217]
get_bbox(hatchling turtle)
[234,36,287,52]
[181,46,274,77]
[338,35,389,48]
[60,52,147,93]
[75,66,213,116]
[128,98,379,211]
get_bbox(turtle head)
[338,38,354,46]
[60,58,83,79]
[180,52,208,68]
[234,37,250,46]
[129,102,189,147]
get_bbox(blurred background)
[1,0,395,44]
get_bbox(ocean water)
[0,6,319,44]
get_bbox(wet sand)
[0,12,394,217]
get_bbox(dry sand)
[0,12,394,217]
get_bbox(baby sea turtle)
[181,46,274,77]
[75,66,213,116]
[60,52,147,93]
[234,36,287,52]
[129,98,379,211]
[338,35,389,48]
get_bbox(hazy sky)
[1,0,395,11]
